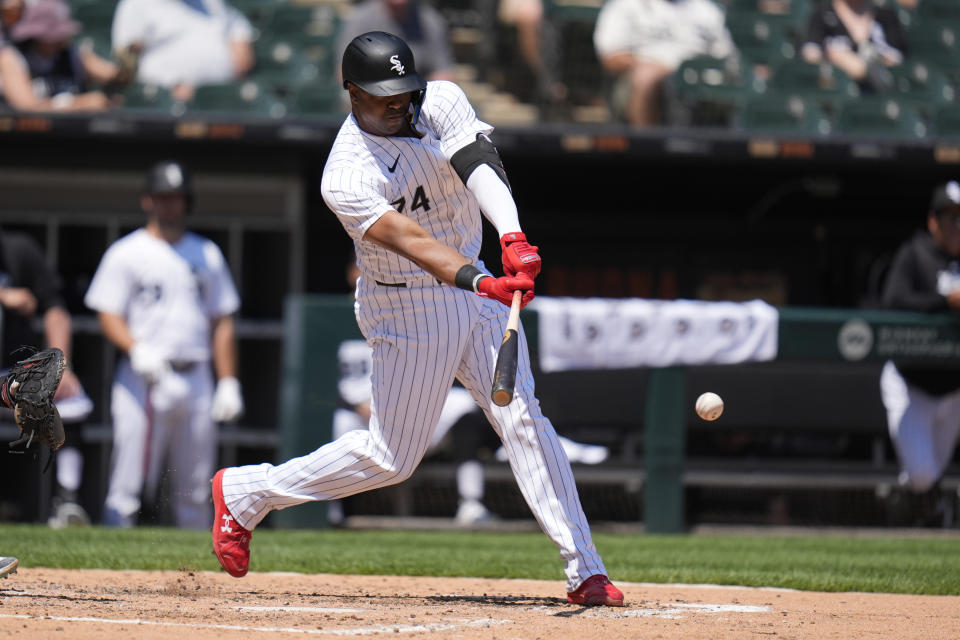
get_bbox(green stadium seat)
[120,83,182,116]
[905,21,960,77]
[916,0,960,22]
[265,4,340,39]
[932,105,960,139]
[889,62,955,118]
[188,81,287,118]
[262,6,341,76]
[665,55,761,127]
[252,37,325,95]
[726,14,800,66]
[290,85,344,118]
[544,0,602,23]
[767,58,859,113]
[72,0,119,34]
[734,92,832,136]
[229,0,286,26]
[835,98,926,139]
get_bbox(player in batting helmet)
[341,31,427,125]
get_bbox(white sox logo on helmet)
[389,55,405,76]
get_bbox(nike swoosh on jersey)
[387,155,400,173]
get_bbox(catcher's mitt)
[4,348,66,454]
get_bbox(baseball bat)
[491,289,523,407]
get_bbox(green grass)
[3,524,960,595]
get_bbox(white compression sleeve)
[466,164,522,236]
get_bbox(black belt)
[375,279,443,287]
[169,360,201,373]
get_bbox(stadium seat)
[905,21,960,78]
[120,83,182,116]
[72,0,119,35]
[229,0,285,26]
[726,14,799,67]
[835,98,926,139]
[188,81,287,118]
[262,6,341,77]
[252,37,324,96]
[265,4,340,39]
[544,0,602,23]
[665,55,761,127]
[932,105,960,139]
[734,93,832,136]
[290,85,344,119]
[889,62,955,118]
[916,0,960,22]
[767,58,859,114]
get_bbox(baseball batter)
[212,31,623,606]
[86,160,244,529]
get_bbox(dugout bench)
[273,295,960,533]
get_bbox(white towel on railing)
[530,297,779,372]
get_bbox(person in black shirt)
[879,180,960,524]
[0,227,90,526]
[801,0,907,94]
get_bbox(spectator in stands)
[110,0,255,103]
[801,0,908,95]
[495,0,565,107]
[0,0,124,112]
[1,0,24,45]
[335,0,456,83]
[879,180,960,526]
[593,0,736,126]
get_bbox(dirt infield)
[2,569,959,639]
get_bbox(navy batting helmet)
[341,31,426,98]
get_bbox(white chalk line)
[588,603,773,619]
[236,606,367,614]
[0,613,511,636]
[0,599,771,633]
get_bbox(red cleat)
[212,469,251,577]
[567,574,625,607]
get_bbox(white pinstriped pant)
[222,276,607,589]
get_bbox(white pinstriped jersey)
[321,80,493,283]
[221,78,610,591]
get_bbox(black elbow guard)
[450,133,511,190]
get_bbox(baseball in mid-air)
[695,392,724,421]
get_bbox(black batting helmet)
[341,31,426,98]
[144,160,193,210]
[145,160,190,195]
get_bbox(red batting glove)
[500,232,541,279]
[476,273,535,308]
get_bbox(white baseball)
[695,392,724,421]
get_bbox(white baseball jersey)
[321,80,491,284]
[85,228,240,361]
[86,227,239,529]
[222,80,608,591]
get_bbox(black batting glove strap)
[455,264,490,293]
